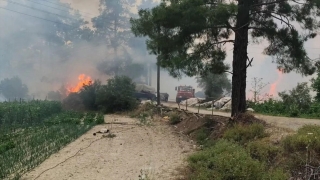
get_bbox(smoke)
[0,0,160,99]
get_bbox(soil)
[163,102,320,131]
[22,115,194,180]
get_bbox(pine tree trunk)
[231,0,250,117]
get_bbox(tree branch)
[251,0,304,8]
[250,10,293,29]
[247,57,254,68]
[212,40,235,45]
[225,70,233,74]
[251,0,287,8]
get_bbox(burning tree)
[130,0,320,117]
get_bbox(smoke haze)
[0,0,319,101]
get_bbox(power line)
[2,0,79,22]
[0,6,75,27]
[23,0,94,19]
[40,0,96,16]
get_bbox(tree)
[0,77,28,100]
[249,77,269,103]
[92,0,134,52]
[130,0,320,117]
[196,73,231,100]
[278,82,311,114]
[311,70,320,102]
[79,80,101,110]
[96,76,138,113]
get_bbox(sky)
[1,0,319,101]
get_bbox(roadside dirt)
[22,115,194,180]
[163,102,320,131]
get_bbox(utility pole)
[156,25,161,106]
[148,63,152,86]
[157,59,160,105]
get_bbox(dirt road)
[22,115,194,180]
[163,102,320,131]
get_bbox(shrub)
[62,93,86,111]
[223,123,267,145]
[195,128,210,144]
[96,76,139,113]
[169,113,181,125]
[187,139,287,180]
[79,80,101,110]
[282,125,320,153]
[247,140,281,165]
[95,113,105,124]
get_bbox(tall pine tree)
[130,0,320,116]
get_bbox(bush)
[62,93,85,111]
[96,113,105,124]
[187,139,287,180]
[247,140,281,165]
[79,80,101,110]
[169,113,181,125]
[223,123,267,145]
[96,76,139,113]
[282,125,320,153]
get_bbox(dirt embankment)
[22,115,194,180]
[163,102,320,131]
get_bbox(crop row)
[0,101,104,180]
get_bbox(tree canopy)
[130,0,320,116]
[0,77,28,100]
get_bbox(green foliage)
[311,70,320,102]
[0,101,94,179]
[188,139,287,180]
[195,128,211,145]
[96,76,139,113]
[79,80,101,110]
[223,123,267,145]
[96,113,105,124]
[282,125,320,153]
[0,76,28,100]
[62,93,85,111]
[248,82,320,118]
[0,141,15,155]
[247,140,281,165]
[196,73,231,100]
[278,82,311,112]
[169,113,181,125]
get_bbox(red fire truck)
[175,85,195,103]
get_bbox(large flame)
[268,69,283,96]
[67,74,93,93]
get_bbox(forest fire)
[66,74,93,94]
[269,69,283,96]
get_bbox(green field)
[0,100,104,180]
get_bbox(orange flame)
[67,74,93,93]
[268,69,283,96]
